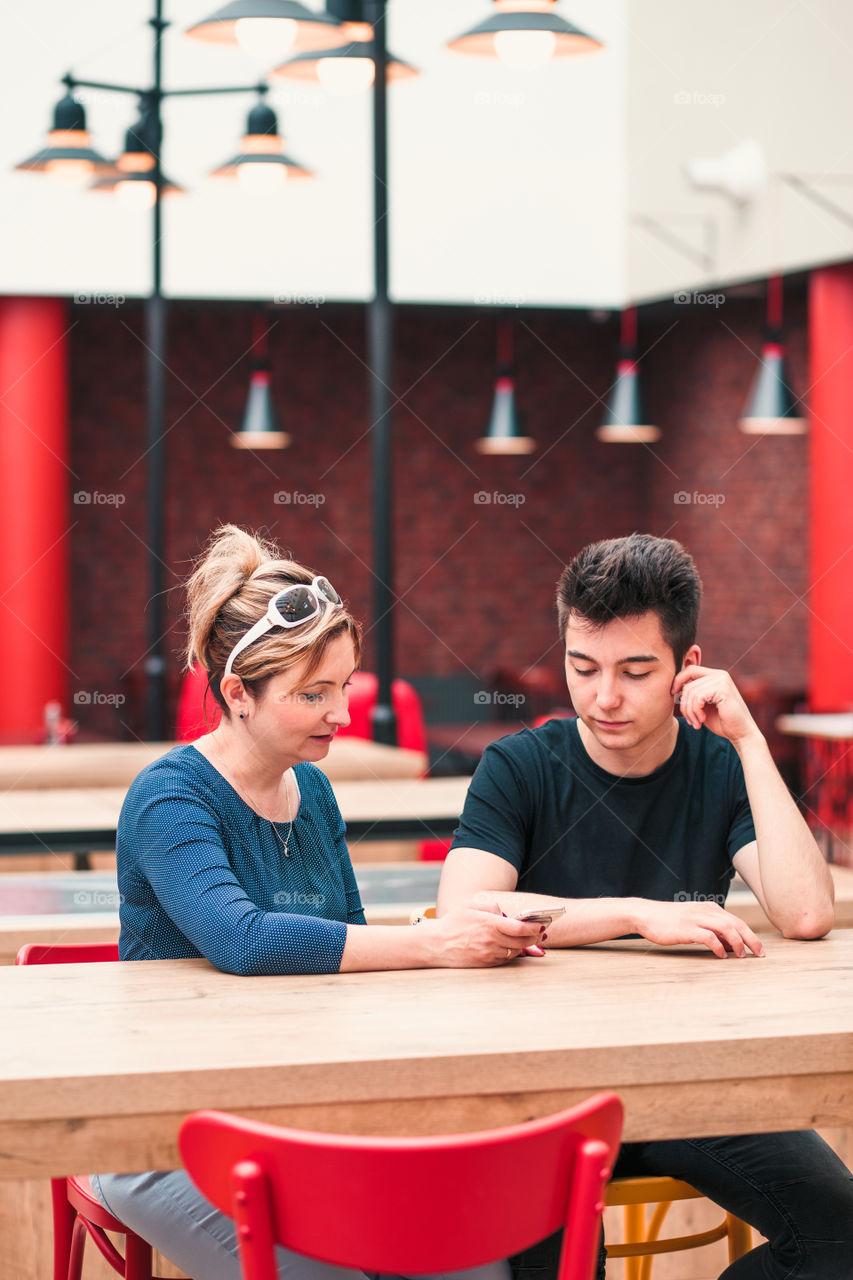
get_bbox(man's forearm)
[470,889,640,946]
[735,730,834,937]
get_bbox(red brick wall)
[644,290,808,688]
[68,291,807,737]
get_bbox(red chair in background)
[336,671,428,756]
[179,1093,623,1280]
[175,663,220,742]
[15,942,161,1280]
[176,667,428,752]
[336,673,455,860]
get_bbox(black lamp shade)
[186,0,344,51]
[15,93,113,177]
[211,99,312,180]
[597,359,661,443]
[740,343,806,435]
[448,3,603,59]
[53,93,87,132]
[273,42,418,84]
[233,370,291,449]
[476,376,536,454]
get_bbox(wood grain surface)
[2,934,851,1181]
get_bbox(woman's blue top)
[115,744,365,976]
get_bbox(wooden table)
[776,713,853,740]
[0,777,471,857]
[1,933,851,1180]
[0,737,428,791]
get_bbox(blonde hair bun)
[184,525,361,711]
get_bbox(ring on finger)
[505,947,512,959]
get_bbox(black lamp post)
[16,3,333,740]
[365,0,396,744]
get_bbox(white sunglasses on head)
[223,577,342,678]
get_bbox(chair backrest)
[336,671,429,756]
[175,662,221,742]
[15,942,120,965]
[180,1093,622,1280]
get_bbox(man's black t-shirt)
[450,717,755,905]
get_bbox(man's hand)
[633,899,765,958]
[671,665,758,745]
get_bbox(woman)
[92,525,542,1280]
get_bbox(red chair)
[175,662,220,742]
[179,1093,623,1280]
[337,671,429,756]
[15,942,162,1280]
[337,671,448,859]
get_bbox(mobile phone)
[516,906,566,925]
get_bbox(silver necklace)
[269,774,295,859]
[210,734,295,858]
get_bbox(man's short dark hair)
[556,534,702,667]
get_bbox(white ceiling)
[1,0,851,307]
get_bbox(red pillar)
[808,265,853,710]
[0,297,70,741]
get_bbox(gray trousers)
[92,1172,513,1280]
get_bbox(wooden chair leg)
[622,1203,645,1280]
[726,1213,752,1262]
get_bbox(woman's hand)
[416,907,546,967]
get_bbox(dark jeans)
[510,1129,853,1280]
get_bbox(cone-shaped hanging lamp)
[448,1,602,70]
[739,277,806,435]
[597,308,660,443]
[232,312,291,449]
[210,97,312,191]
[273,0,418,91]
[476,317,535,455]
[15,91,114,180]
[186,0,343,55]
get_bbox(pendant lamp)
[739,276,806,435]
[232,311,291,449]
[597,308,660,443]
[476,316,535,455]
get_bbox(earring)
[239,713,245,720]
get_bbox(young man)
[438,534,851,1280]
